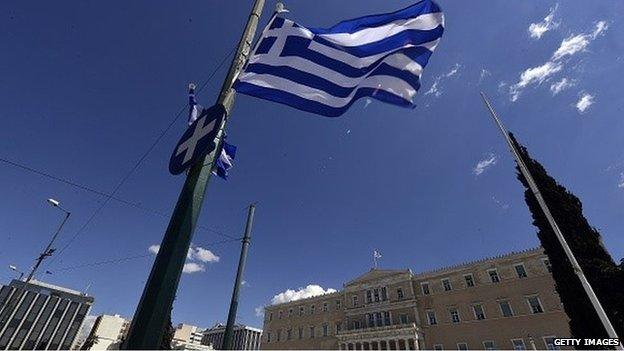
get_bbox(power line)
[0,157,239,240]
[45,45,237,266]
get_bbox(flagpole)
[480,92,621,345]
[123,1,265,349]
[222,203,256,350]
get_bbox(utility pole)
[480,92,621,347]
[26,199,71,282]
[123,1,265,349]
[222,204,256,350]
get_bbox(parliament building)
[261,247,570,350]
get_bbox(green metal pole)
[222,204,256,350]
[123,1,265,349]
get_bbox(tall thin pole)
[222,204,256,350]
[480,92,621,345]
[123,1,265,349]
[26,211,70,282]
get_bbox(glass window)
[352,295,358,307]
[298,327,303,339]
[288,308,293,317]
[421,283,430,295]
[449,308,460,324]
[309,326,315,339]
[323,324,328,337]
[277,330,281,342]
[375,312,383,327]
[515,264,528,278]
[473,304,486,320]
[483,341,495,350]
[488,269,500,283]
[464,274,475,287]
[499,301,513,317]
[353,320,361,329]
[310,305,315,314]
[457,343,468,350]
[543,258,552,273]
[373,288,380,302]
[336,300,341,309]
[267,332,271,343]
[366,290,373,303]
[278,310,282,319]
[323,302,328,312]
[512,339,526,350]
[383,311,391,326]
[367,314,375,328]
[442,278,452,291]
[544,337,560,350]
[400,314,408,324]
[335,322,342,333]
[299,306,304,316]
[427,311,437,325]
[527,297,544,314]
[397,288,404,300]
[269,312,273,321]
[287,329,292,340]
[381,287,388,301]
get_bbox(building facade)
[81,314,129,350]
[172,323,211,350]
[202,323,263,350]
[262,248,570,350]
[0,279,94,350]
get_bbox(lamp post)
[25,198,71,282]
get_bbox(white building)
[82,314,129,350]
[172,323,212,350]
[202,323,262,350]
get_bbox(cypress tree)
[509,133,624,343]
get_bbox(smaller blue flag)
[213,141,237,180]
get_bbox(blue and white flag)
[188,83,202,125]
[213,141,237,180]
[234,0,444,117]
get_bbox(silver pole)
[480,92,621,346]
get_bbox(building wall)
[202,324,262,350]
[0,279,93,350]
[262,248,570,350]
[86,314,129,350]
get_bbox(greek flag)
[234,0,444,117]
[213,141,237,180]
[188,83,202,125]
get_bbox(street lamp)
[25,198,71,282]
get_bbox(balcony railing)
[337,322,418,335]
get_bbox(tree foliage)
[510,133,624,344]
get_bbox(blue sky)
[1,1,623,330]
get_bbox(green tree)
[510,133,624,343]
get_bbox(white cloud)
[550,78,574,95]
[510,62,562,101]
[552,21,608,61]
[270,285,337,305]
[148,243,219,274]
[479,69,491,84]
[510,20,608,102]
[473,153,498,176]
[618,173,624,189]
[255,306,265,317]
[424,64,461,98]
[575,93,594,113]
[183,262,205,274]
[528,5,559,39]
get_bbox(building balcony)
[337,323,421,350]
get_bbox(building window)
[323,323,328,337]
[397,288,404,300]
[269,312,273,321]
[483,340,495,350]
[309,326,315,339]
[367,314,375,328]
[400,314,409,324]
[375,312,383,327]
[421,282,430,295]
[457,343,468,350]
[373,288,380,302]
[277,330,281,342]
[352,295,358,307]
[366,290,373,303]
[488,269,500,283]
[449,308,460,324]
[352,320,361,329]
[278,310,282,319]
[499,300,514,317]
[427,310,437,325]
[383,311,391,326]
[514,264,528,278]
[287,329,292,340]
[288,308,293,317]
[433,344,443,350]
[543,336,560,350]
[299,306,304,316]
[527,296,544,314]
[464,274,475,287]
[298,327,303,339]
[512,339,526,350]
[381,287,388,301]
[335,322,342,333]
[336,300,341,309]
[442,278,452,291]
[323,302,328,312]
[310,304,315,314]
[543,258,552,273]
[473,304,486,320]
[267,332,271,343]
